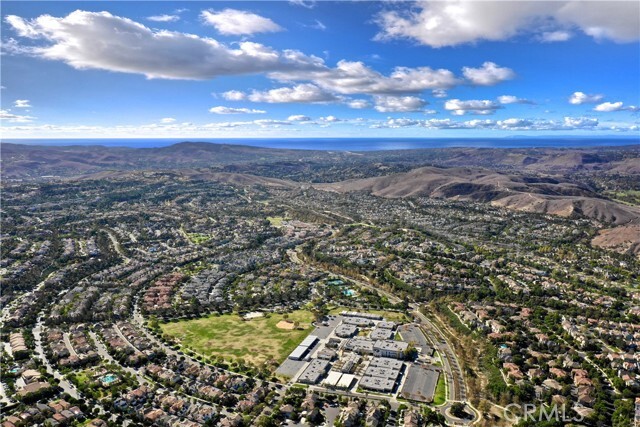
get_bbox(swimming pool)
[101,373,118,385]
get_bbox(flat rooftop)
[369,357,403,370]
[359,376,395,392]
[298,359,330,384]
[364,365,401,380]
[377,321,396,330]
[341,311,383,320]
[374,340,408,352]
[370,328,394,340]
[345,337,375,353]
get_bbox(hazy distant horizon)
[3,136,639,151]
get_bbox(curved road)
[288,246,478,424]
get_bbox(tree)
[403,345,418,361]
[451,402,466,418]
[423,407,447,426]
[255,415,277,427]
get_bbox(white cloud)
[309,20,326,31]
[382,118,422,128]
[496,118,535,129]
[201,9,282,36]
[569,91,604,104]
[347,99,371,109]
[209,106,266,114]
[554,1,640,43]
[462,62,515,86]
[374,1,639,47]
[539,30,572,42]
[593,101,640,112]
[0,109,35,123]
[5,10,323,80]
[6,114,633,138]
[13,99,31,108]
[432,89,448,98]
[271,60,460,95]
[287,115,311,121]
[371,115,604,131]
[247,84,339,103]
[444,99,502,115]
[160,117,176,123]
[5,10,510,103]
[594,101,624,112]
[563,116,598,128]
[497,95,534,105]
[222,90,247,101]
[5,15,41,38]
[147,14,180,23]
[374,95,428,113]
[253,119,291,126]
[289,0,316,9]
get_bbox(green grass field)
[433,370,446,405]
[604,189,640,206]
[161,310,314,366]
[266,216,284,227]
[186,232,211,244]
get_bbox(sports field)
[160,309,314,366]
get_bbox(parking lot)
[398,324,433,355]
[399,364,441,402]
[276,358,307,378]
[312,315,342,339]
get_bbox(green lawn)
[267,216,284,227]
[604,189,640,206]
[71,370,91,386]
[433,370,446,405]
[186,233,211,244]
[161,310,314,366]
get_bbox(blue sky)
[1,1,639,138]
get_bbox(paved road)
[88,331,149,387]
[102,228,130,263]
[0,379,14,407]
[289,247,402,305]
[557,335,620,395]
[113,323,142,354]
[62,333,78,357]
[306,385,402,411]
[33,319,81,400]
[289,244,479,424]
[410,305,479,425]
[1,270,56,323]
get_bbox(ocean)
[2,137,639,151]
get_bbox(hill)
[0,142,347,179]
[316,165,640,227]
[3,141,639,179]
